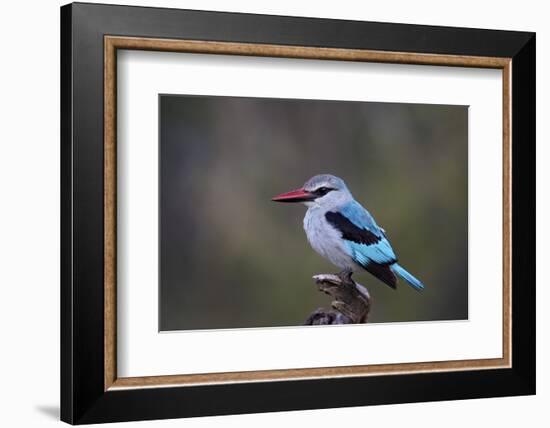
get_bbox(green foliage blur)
[159,95,468,331]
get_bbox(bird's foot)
[337,269,355,287]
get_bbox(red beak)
[272,187,316,203]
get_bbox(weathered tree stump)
[304,274,372,325]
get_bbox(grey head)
[272,174,353,209]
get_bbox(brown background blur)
[159,94,468,331]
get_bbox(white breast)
[303,208,359,271]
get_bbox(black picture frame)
[61,2,535,424]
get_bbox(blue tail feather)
[391,263,424,291]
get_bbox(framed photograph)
[60,2,535,424]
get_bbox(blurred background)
[159,94,468,331]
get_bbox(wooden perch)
[304,274,371,325]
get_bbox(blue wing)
[325,201,398,288]
[337,201,397,265]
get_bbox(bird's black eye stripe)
[314,187,334,196]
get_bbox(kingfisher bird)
[272,174,424,291]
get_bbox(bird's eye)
[315,187,333,196]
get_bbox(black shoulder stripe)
[325,211,381,245]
